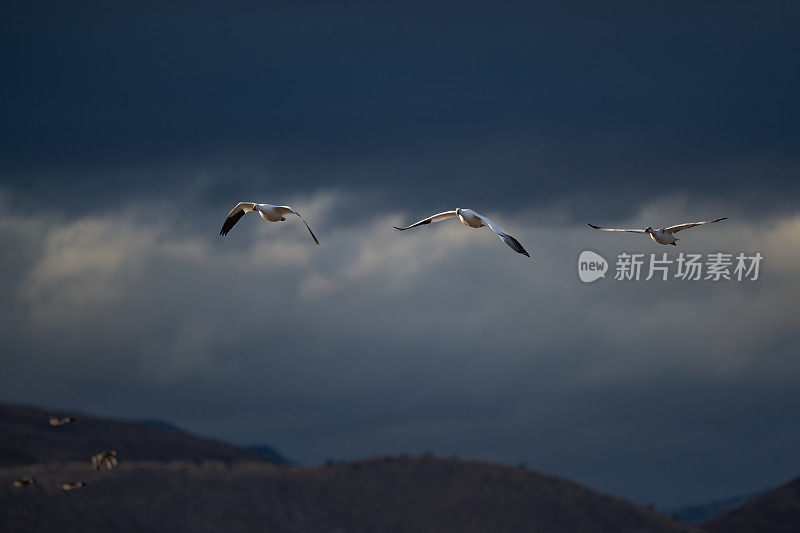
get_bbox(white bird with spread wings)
[394,208,530,257]
[588,217,727,245]
[219,202,320,245]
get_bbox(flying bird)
[219,202,319,244]
[61,481,87,491]
[588,218,727,246]
[13,477,36,487]
[92,451,118,471]
[45,413,75,426]
[393,208,530,257]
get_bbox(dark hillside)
[0,457,693,533]
[0,402,693,532]
[0,403,266,466]
[702,475,800,533]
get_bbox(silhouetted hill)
[0,403,266,465]
[134,418,184,432]
[1,457,693,533]
[701,475,800,533]
[247,444,290,464]
[0,402,693,532]
[663,493,759,525]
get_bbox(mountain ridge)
[0,401,694,532]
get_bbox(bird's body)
[394,208,530,257]
[256,204,289,222]
[456,208,485,229]
[45,413,74,426]
[647,228,678,246]
[61,481,87,491]
[219,202,319,244]
[588,218,727,246]
[13,477,35,487]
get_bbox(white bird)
[219,202,319,244]
[393,208,530,257]
[588,217,727,245]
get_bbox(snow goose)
[219,202,319,244]
[394,208,530,257]
[588,217,727,245]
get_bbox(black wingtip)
[306,227,320,246]
[299,219,320,245]
[502,234,531,257]
[514,241,531,258]
[392,226,405,231]
[588,223,600,229]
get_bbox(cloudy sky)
[2,2,799,508]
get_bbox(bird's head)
[455,208,461,215]
[645,227,654,233]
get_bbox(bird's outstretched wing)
[588,223,648,234]
[393,211,458,231]
[276,206,320,245]
[220,202,257,236]
[476,213,531,257]
[664,217,727,234]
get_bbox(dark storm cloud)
[2,2,799,212]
